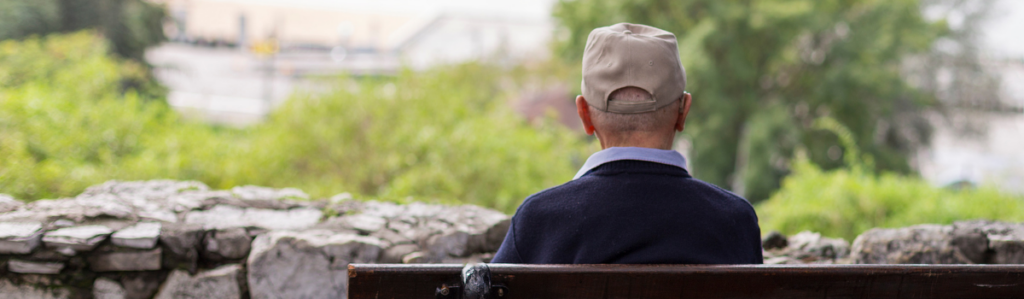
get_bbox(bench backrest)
[348,263,1024,299]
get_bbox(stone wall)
[0,180,509,299]
[762,221,1024,265]
[2,180,1023,298]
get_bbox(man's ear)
[675,92,692,132]
[576,95,596,135]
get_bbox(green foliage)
[756,154,1024,241]
[253,66,592,211]
[553,0,949,201]
[0,32,592,213]
[0,0,167,61]
[757,117,1024,240]
[0,32,178,198]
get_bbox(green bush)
[250,66,592,212]
[0,32,176,198]
[757,148,1024,241]
[0,32,594,213]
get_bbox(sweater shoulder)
[682,177,760,228]
[515,178,588,215]
[691,178,754,205]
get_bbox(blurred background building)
[148,0,554,124]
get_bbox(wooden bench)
[348,263,1024,298]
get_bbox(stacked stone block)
[0,180,510,298]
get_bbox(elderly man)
[491,23,763,264]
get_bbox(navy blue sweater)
[491,160,763,264]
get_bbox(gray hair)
[589,87,678,133]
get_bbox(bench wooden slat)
[348,264,1024,299]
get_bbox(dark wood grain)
[348,264,1024,299]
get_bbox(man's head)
[576,23,692,150]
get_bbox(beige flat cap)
[581,23,687,114]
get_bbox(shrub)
[0,32,594,213]
[0,32,176,198]
[756,119,1024,240]
[248,65,592,212]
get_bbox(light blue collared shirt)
[573,147,689,179]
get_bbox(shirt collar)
[573,147,688,179]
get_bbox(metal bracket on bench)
[435,263,508,299]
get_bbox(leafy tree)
[553,0,952,201]
[0,0,59,39]
[0,0,166,61]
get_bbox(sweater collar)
[573,147,688,179]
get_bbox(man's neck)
[598,136,674,150]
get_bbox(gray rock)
[329,192,353,204]
[0,278,70,299]
[83,180,209,220]
[479,218,511,253]
[168,190,232,212]
[138,210,178,223]
[953,221,1024,264]
[0,194,23,213]
[55,247,76,256]
[202,228,252,260]
[81,180,209,198]
[12,274,61,287]
[0,194,135,223]
[325,214,387,233]
[852,224,971,264]
[380,244,421,263]
[761,231,850,264]
[93,277,126,299]
[402,251,427,264]
[424,230,471,261]
[52,219,75,227]
[387,218,415,235]
[987,231,1024,264]
[187,185,314,211]
[232,185,309,201]
[42,225,113,252]
[416,206,510,260]
[199,195,306,211]
[762,231,789,250]
[159,223,205,273]
[359,201,406,219]
[951,220,992,263]
[8,259,65,274]
[435,205,510,253]
[25,248,73,262]
[402,202,446,218]
[87,248,162,272]
[247,230,382,299]
[155,264,243,299]
[184,205,322,230]
[763,256,795,265]
[788,231,850,260]
[120,272,164,299]
[0,222,43,254]
[402,226,442,245]
[371,229,413,247]
[112,222,161,249]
